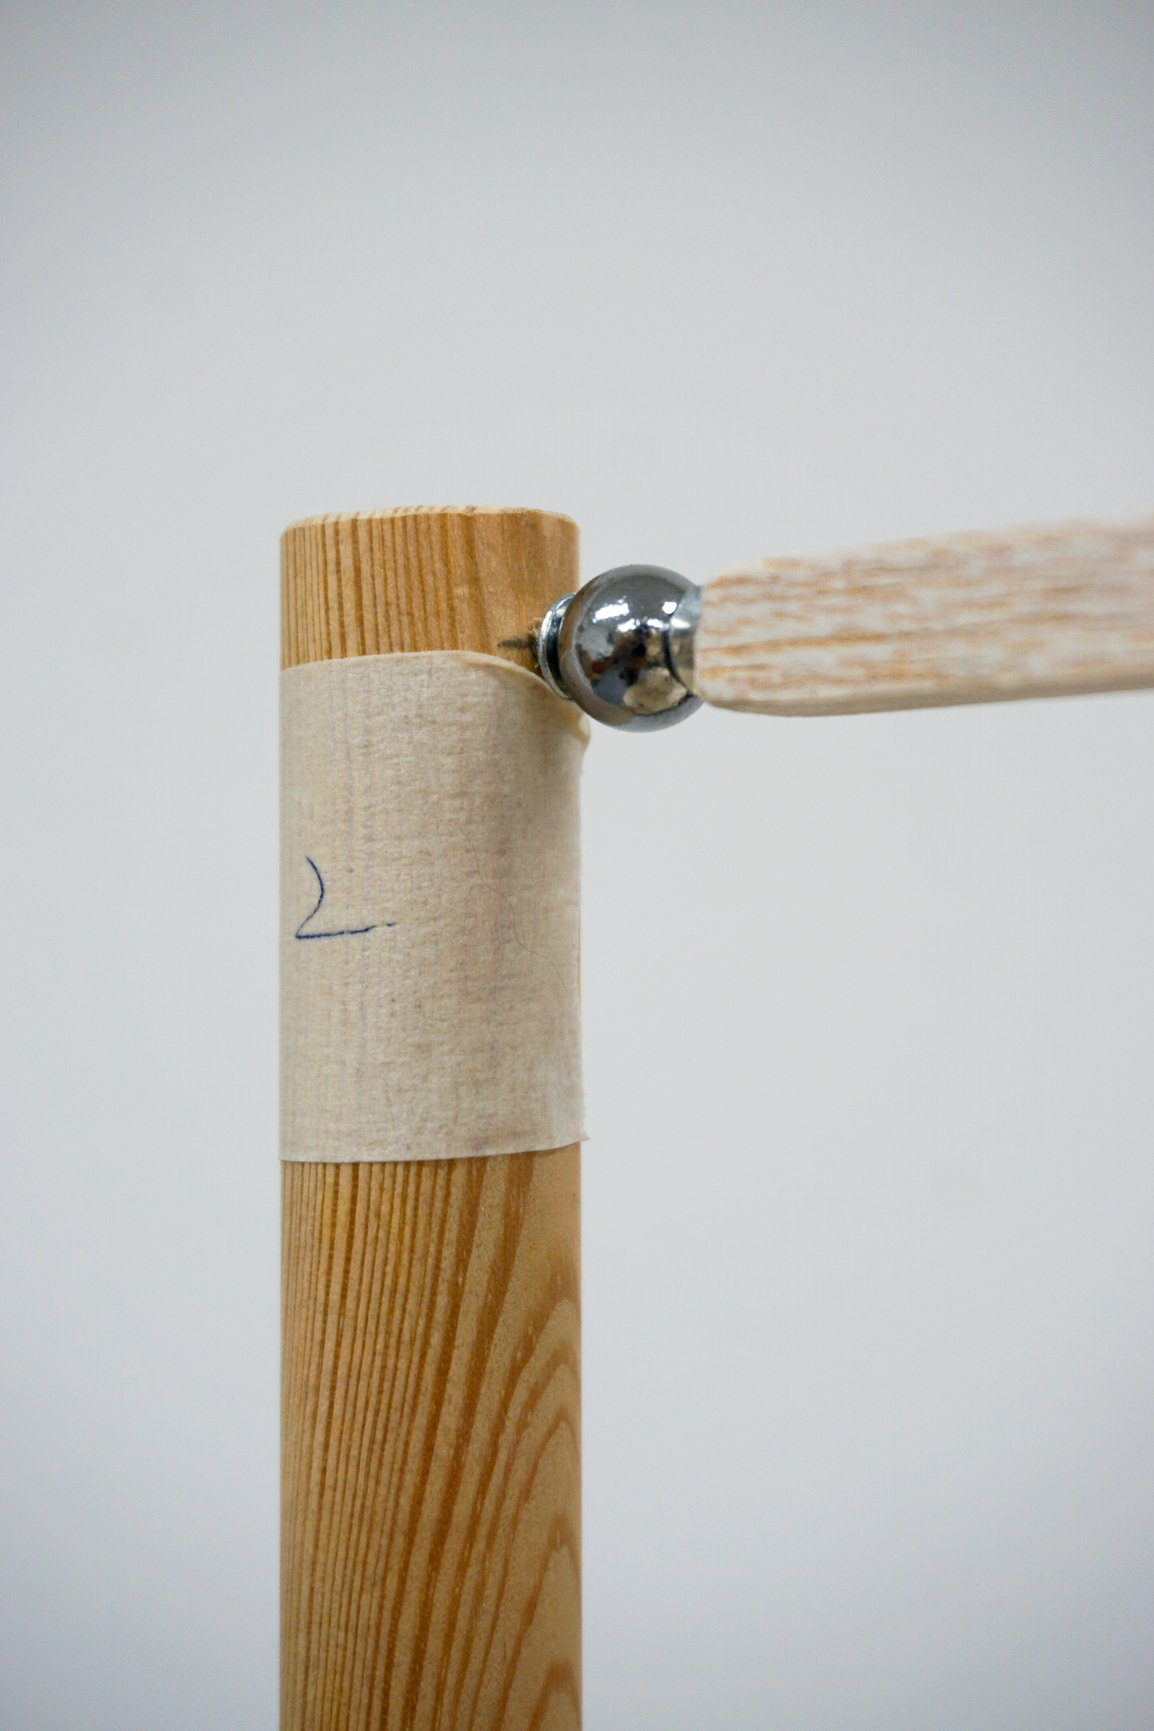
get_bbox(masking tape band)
[280,652,587,1163]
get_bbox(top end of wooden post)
[281,506,578,671]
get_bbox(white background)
[2,3,1153,1726]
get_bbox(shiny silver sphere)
[537,565,701,731]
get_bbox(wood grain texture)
[282,508,581,1731]
[696,515,1154,715]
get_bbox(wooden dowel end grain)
[281,508,581,1731]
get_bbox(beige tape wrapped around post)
[281,508,584,1731]
[281,652,586,1163]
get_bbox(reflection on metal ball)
[536,565,701,731]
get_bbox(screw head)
[542,565,701,731]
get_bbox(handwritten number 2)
[295,857,390,940]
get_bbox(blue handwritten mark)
[295,857,393,940]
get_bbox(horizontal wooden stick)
[695,515,1154,716]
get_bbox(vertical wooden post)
[281,508,581,1731]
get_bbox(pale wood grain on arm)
[695,516,1154,716]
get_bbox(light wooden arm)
[694,516,1154,716]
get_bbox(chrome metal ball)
[536,565,701,731]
